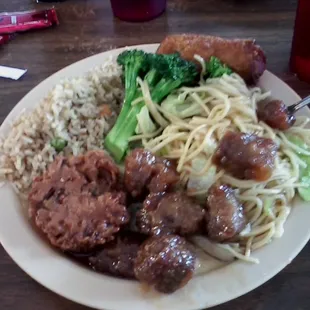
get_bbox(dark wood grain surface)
[1,0,310,309]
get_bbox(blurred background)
[1,0,298,74]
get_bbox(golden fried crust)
[157,34,266,84]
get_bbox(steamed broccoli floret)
[104,50,198,162]
[117,49,149,106]
[151,54,198,103]
[206,56,233,78]
[144,53,167,87]
[161,57,233,120]
[104,50,149,160]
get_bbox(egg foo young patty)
[28,151,129,252]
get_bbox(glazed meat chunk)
[157,34,266,84]
[205,184,246,242]
[138,192,205,236]
[28,151,129,252]
[124,148,179,197]
[134,235,196,293]
[89,233,145,279]
[69,150,122,195]
[257,99,296,130]
[213,131,278,181]
[29,150,121,206]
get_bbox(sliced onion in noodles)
[274,206,290,238]
[193,247,228,276]
[190,235,235,262]
[239,223,252,236]
[136,106,157,134]
[187,158,217,198]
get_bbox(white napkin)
[0,65,27,80]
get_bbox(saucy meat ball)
[257,99,296,130]
[206,184,246,242]
[134,235,196,294]
[138,192,205,236]
[124,148,179,197]
[89,233,145,279]
[28,151,129,252]
[213,131,278,181]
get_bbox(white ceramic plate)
[0,44,309,310]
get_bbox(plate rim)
[0,43,308,310]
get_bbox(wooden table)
[1,0,310,309]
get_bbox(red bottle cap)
[0,8,59,34]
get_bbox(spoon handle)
[287,95,310,114]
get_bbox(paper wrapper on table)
[0,8,59,34]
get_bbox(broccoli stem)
[105,101,144,162]
[107,88,139,144]
[124,63,140,106]
[151,78,182,103]
[105,50,199,162]
[105,78,190,161]
[145,68,161,87]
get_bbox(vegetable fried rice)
[0,57,124,195]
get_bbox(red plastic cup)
[290,0,310,84]
[110,0,167,22]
